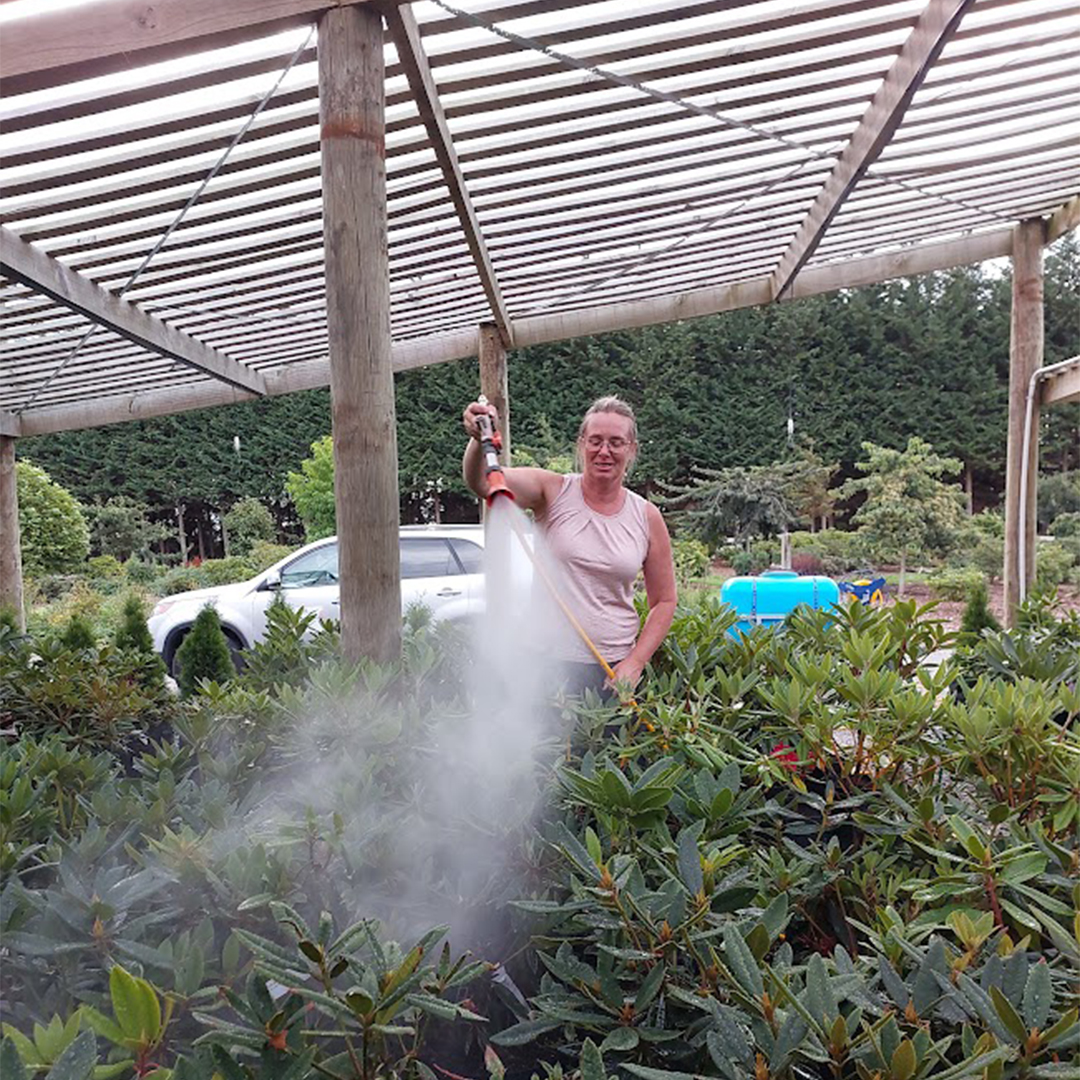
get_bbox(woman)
[463,395,676,696]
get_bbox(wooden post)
[319,4,400,663]
[1002,219,1044,626]
[0,436,25,631]
[479,322,510,465]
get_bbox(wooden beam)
[1045,195,1080,246]
[770,0,976,300]
[0,0,388,97]
[0,436,25,632]
[1040,357,1080,407]
[1003,219,1044,626]
[382,2,513,347]
[478,323,511,464]
[0,412,21,439]
[319,4,400,664]
[0,227,268,396]
[14,228,1015,436]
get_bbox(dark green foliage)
[237,595,338,693]
[0,605,20,633]
[0,633,175,748]
[20,245,1079,540]
[113,594,167,691]
[113,594,154,654]
[223,497,277,556]
[59,615,96,651]
[959,579,1001,640]
[1,595,1077,1077]
[15,461,89,573]
[86,496,169,561]
[1050,510,1080,537]
[174,605,234,697]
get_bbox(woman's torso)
[538,474,651,664]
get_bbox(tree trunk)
[176,503,188,564]
[0,436,25,631]
[964,462,974,515]
[898,549,907,597]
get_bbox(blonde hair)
[575,395,638,472]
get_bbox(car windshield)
[280,543,338,588]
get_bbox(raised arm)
[462,401,561,516]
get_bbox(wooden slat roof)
[1,0,1077,435]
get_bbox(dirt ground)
[709,562,1080,631]
[892,580,1080,631]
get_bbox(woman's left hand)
[608,656,644,691]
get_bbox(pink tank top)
[540,474,651,665]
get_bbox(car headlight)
[150,599,177,619]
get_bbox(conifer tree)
[175,605,234,697]
[114,593,167,690]
[60,615,96,651]
[959,579,1001,642]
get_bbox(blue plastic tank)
[720,570,840,636]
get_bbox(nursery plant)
[2,591,1077,1079]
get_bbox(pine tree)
[60,615,96,651]
[174,605,235,697]
[959,579,1001,642]
[114,593,167,690]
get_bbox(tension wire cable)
[422,0,1008,313]
[16,24,317,415]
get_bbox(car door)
[250,540,340,641]
[447,536,485,617]
[399,537,467,620]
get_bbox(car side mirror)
[260,571,282,592]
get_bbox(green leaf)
[760,894,789,940]
[580,1039,605,1080]
[999,852,1048,884]
[1042,1007,1078,1046]
[676,820,705,896]
[489,1018,563,1047]
[624,1067,703,1080]
[43,1031,96,1080]
[745,923,771,962]
[78,1009,125,1049]
[1022,960,1053,1032]
[1,1038,29,1080]
[990,985,1029,1043]
[804,953,838,1028]
[912,938,947,1015]
[108,967,155,1045]
[584,827,603,866]
[210,1045,249,1080]
[722,924,763,1000]
[600,1028,639,1053]
[634,962,666,1013]
[2,1028,37,1066]
[891,1039,916,1080]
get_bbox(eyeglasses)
[584,435,632,452]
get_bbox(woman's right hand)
[463,400,498,440]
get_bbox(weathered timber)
[478,323,511,465]
[383,2,512,346]
[319,4,400,664]
[0,436,25,632]
[770,0,976,299]
[1003,219,1044,625]
[0,228,268,396]
[1040,357,1080,407]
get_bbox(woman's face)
[579,412,636,483]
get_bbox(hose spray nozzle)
[476,394,514,505]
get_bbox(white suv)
[148,525,487,674]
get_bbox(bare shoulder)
[505,466,565,514]
[645,500,670,535]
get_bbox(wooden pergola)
[1,0,1077,651]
